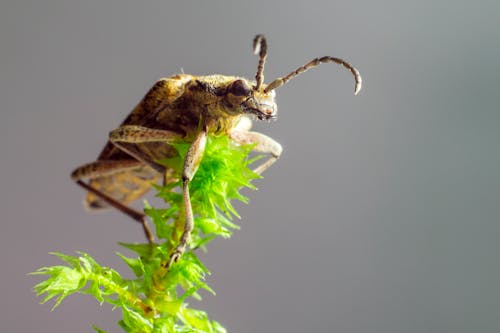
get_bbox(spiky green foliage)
[32,135,261,333]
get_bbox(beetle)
[71,34,362,268]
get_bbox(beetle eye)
[228,79,251,96]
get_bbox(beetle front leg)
[230,130,283,174]
[165,129,207,269]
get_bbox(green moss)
[32,134,261,333]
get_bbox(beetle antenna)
[253,34,267,91]
[264,56,362,95]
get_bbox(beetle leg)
[230,130,283,174]
[109,125,184,144]
[71,160,155,243]
[109,124,207,268]
[165,129,207,269]
[109,125,184,173]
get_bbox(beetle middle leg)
[165,129,207,269]
[109,125,207,268]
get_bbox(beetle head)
[222,34,362,122]
[225,78,277,121]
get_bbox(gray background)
[2,0,499,332]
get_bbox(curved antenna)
[253,34,268,91]
[264,56,362,95]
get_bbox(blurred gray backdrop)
[2,1,499,332]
